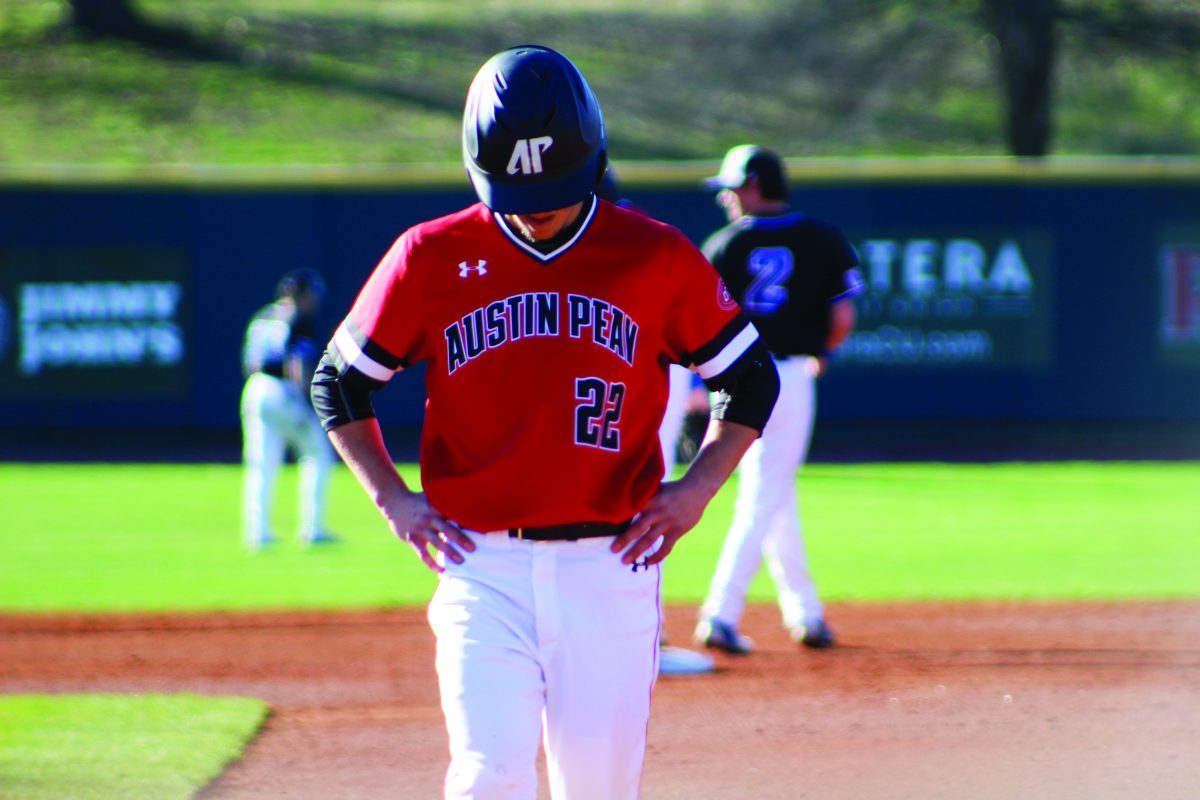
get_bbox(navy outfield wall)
[1,161,1198,436]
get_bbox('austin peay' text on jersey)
[326,197,760,532]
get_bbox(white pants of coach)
[658,364,694,477]
[240,371,332,545]
[429,530,661,800]
[701,355,823,632]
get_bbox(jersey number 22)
[575,377,625,451]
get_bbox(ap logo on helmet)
[507,136,554,176]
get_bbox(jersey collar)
[493,195,598,263]
[739,211,807,231]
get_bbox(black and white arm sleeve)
[310,318,409,431]
[310,347,386,431]
[703,338,779,434]
[683,318,779,435]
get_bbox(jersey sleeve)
[312,233,427,431]
[664,233,759,382]
[823,224,866,303]
[330,232,426,383]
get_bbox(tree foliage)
[980,0,1057,156]
[979,0,1199,155]
[65,0,147,39]
[62,0,223,56]
[51,0,1200,159]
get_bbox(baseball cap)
[703,145,787,198]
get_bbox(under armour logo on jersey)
[458,260,488,278]
[506,136,553,176]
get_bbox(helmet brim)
[466,155,605,215]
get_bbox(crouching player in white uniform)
[240,268,337,549]
[311,46,779,800]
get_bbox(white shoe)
[658,645,715,676]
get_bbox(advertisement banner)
[1158,230,1200,368]
[833,229,1054,369]
[0,247,189,397]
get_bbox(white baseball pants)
[701,355,823,632]
[657,364,695,477]
[240,372,332,545]
[428,530,661,800]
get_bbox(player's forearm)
[326,418,413,509]
[825,299,856,352]
[678,419,759,505]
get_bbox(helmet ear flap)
[593,151,609,192]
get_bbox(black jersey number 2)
[574,377,626,451]
[744,246,794,315]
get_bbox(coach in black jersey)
[693,145,865,655]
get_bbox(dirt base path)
[4,601,1199,800]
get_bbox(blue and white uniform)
[241,292,333,548]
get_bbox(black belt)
[507,520,632,541]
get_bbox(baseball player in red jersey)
[311,47,779,799]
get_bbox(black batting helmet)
[462,45,607,215]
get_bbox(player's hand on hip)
[380,489,474,573]
[611,480,708,567]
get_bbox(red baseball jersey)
[333,197,759,532]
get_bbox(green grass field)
[2,460,1198,614]
[0,694,267,800]
[3,459,1197,798]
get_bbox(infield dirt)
[3,601,1198,800]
